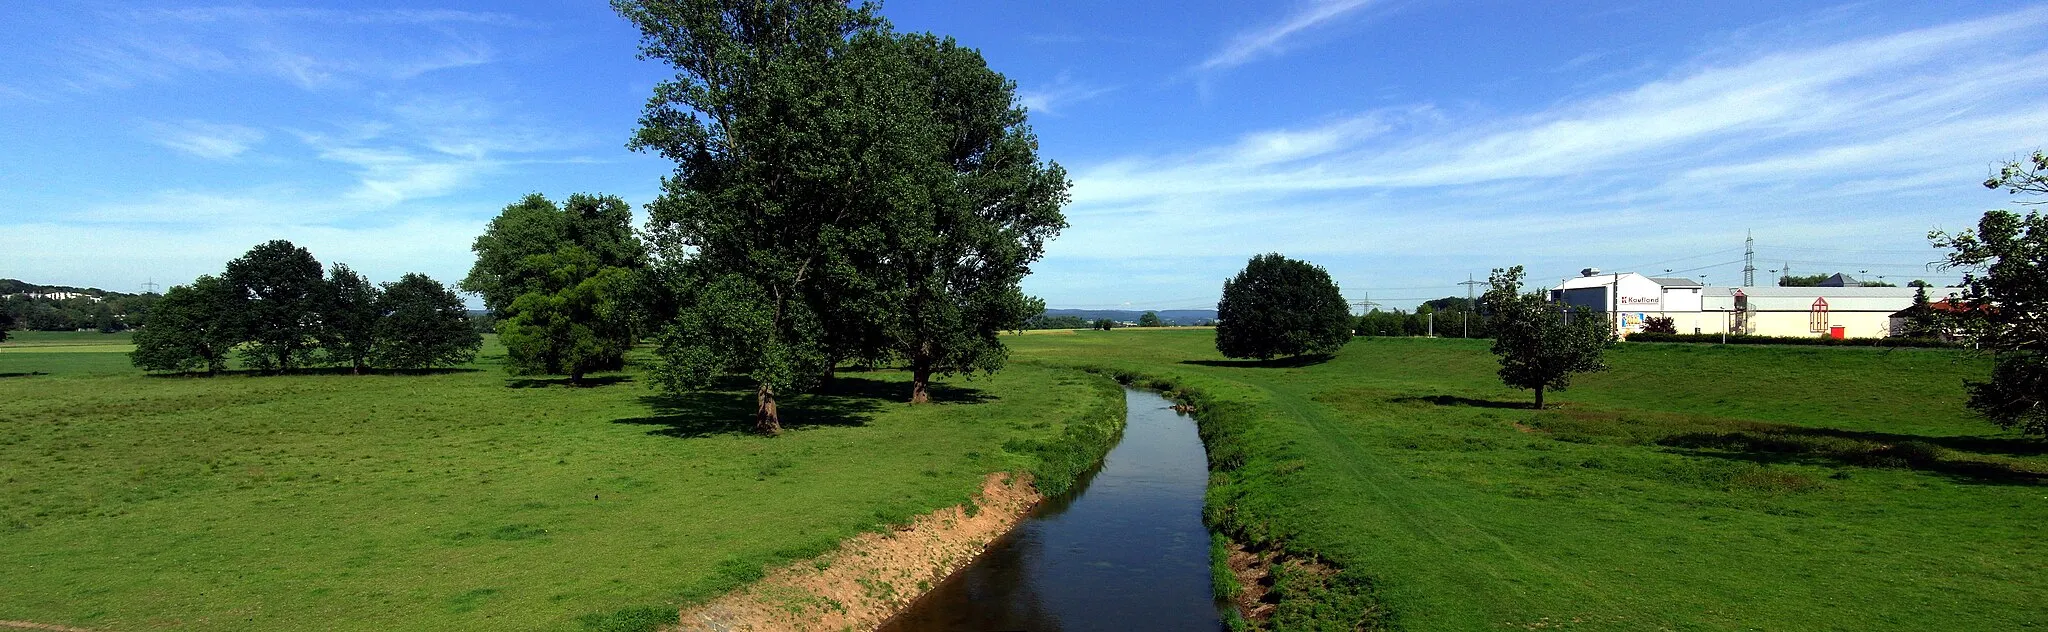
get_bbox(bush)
[1640,316,1677,334]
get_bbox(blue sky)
[4,1,2047,311]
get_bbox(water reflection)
[878,389,1223,632]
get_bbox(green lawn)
[0,332,1121,631]
[1009,330,2048,631]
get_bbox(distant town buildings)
[1549,270,1953,338]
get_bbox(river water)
[877,388,1223,631]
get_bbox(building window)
[1810,297,1830,333]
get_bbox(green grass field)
[0,332,1121,631]
[1008,330,2047,631]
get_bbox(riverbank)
[672,472,1042,631]
[1008,330,2045,631]
[0,334,1125,632]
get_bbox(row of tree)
[132,241,480,375]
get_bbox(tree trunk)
[1534,386,1545,409]
[909,349,933,405]
[571,368,585,387]
[352,358,364,376]
[756,382,782,434]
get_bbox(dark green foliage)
[225,240,326,372]
[620,0,893,430]
[861,33,1070,403]
[0,309,11,342]
[1023,314,1090,329]
[1641,315,1677,335]
[1931,157,2048,435]
[373,274,482,370]
[1484,266,1614,408]
[1215,253,1353,360]
[130,275,244,375]
[463,193,646,317]
[500,248,636,384]
[92,304,119,333]
[321,264,382,373]
[1094,318,1116,330]
[1778,273,1833,287]
[1136,311,1162,327]
[1628,332,1959,347]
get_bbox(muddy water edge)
[877,388,1225,631]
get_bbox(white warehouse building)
[1548,269,1958,339]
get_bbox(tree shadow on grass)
[505,375,632,388]
[614,376,991,439]
[1659,432,2048,487]
[142,367,484,379]
[1790,427,2048,458]
[1389,394,1532,409]
[1180,354,1333,369]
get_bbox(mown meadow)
[0,332,1122,632]
[1010,329,2047,631]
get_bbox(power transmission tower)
[141,278,159,294]
[1458,273,1484,338]
[1349,292,1378,316]
[1742,230,1755,287]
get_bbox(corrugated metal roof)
[1648,277,1701,288]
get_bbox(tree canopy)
[1483,266,1614,408]
[499,247,637,385]
[373,273,483,370]
[1214,253,1353,360]
[463,193,645,317]
[130,275,245,375]
[1930,153,2048,435]
[321,264,381,374]
[224,240,326,372]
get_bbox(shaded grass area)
[0,332,1122,632]
[1009,330,2047,631]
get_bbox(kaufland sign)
[1619,296,1660,307]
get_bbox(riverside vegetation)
[1010,329,2044,631]
[0,332,1123,632]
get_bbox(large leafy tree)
[373,273,482,370]
[321,264,382,374]
[131,275,246,375]
[867,33,1068,404]
[618,0,888,432]
[463,193,646,317]
[1483,266,1614,408]
[498,248,637,385]
[1929,151,2048,435]
[224,240,326,372]
[1215,253,1354,360]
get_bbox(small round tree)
[1215,253,1354,360]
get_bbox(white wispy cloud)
[38,6,516,94]
[1052,5,2048,285]
[147,120,266,159]
[1017,73,1117,114]
[1199,0,1375,71]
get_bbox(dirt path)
[669,472,1042,632]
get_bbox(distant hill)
[1039,308,1217,325]
[1,278,138,298]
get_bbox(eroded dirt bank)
[668,471,1041,632]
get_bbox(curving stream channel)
[878,389,1224,631]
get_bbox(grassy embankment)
[1010,329,2046,631]
[0,332,1122,632]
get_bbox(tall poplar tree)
[868,33,1068,404]
[618,0,889,433]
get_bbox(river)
[877,388,1224,631]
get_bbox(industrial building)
[1549,269,1957,339]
